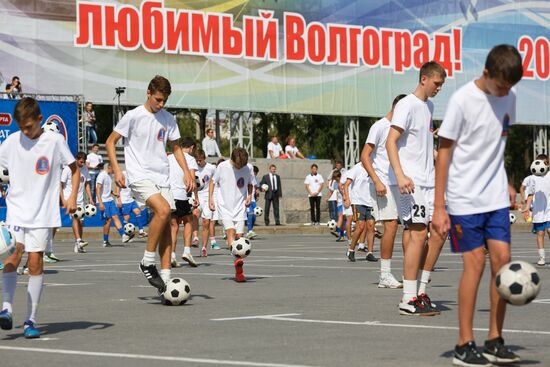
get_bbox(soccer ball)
[162,278,191,306]
[0,167,8,184]
[231,237,252,258]
[187,196,195,207]
[195,175,205,191]
[351,221,356,233]
[496,261,541,306]
[509,213,517,224]
[253,206,263,216]
[261,184,269,191]
[72,206,85,219]
[530,159,548,176]
[327,219,337,231]
[124,223,136,236]
[84,204,97,217]
[43,121,60,133]
[0,226,16,258]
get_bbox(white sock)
[171,252,176,260]
[46,238,53,253]
[142,251,156,266]
[2,271,17,313]
[402,280,417,303]
[380,259,391,275]
[193,236,199,242]
[357,243,365,250]
[160,269,171,284]
[538,249,545,258]
[418,270,431,295]
[183,247,191,255]
[26,274,44,323]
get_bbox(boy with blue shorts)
[245,165,259,240]
[432,45,523,366]
[117,170,148,238]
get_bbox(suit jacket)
[260,173,282,199]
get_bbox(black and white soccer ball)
[0,225,16,258]
[261,184,269,191]
[43,121,60,133]
[231,237,252,258]
[195,175,205,191]
[253,206,263,216]
[0,167,9,184]
[509,213,517,224]
[72,206,85,220]
[124,223,136,236]
[84,204,97,217]
[530,159,548,176]
[327,219,337,231]
[162,278,191,306]
[496,261,541,306]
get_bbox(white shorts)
[221,219,245,234]
[370,184,399,221]
[129,180,176,211]
[399,186,434,226]
[8,226,52,253]
[343,206,353,216]
[199,197,218,221]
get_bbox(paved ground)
[1,228,549,367]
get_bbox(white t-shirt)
[61,165,90,205]
[327,179,339,201]
[522,175,535,200]
[114,105,180,187]
[304,173,324,197]
[169,153,198,201]
[96,171,114,203]
[87,152,103,169]
[390,94,435,187]
[212,160,252,221]
[285,145,300,158]
[247,163,258,203]
[527,175,550,223]
[0,131,75,228]
[267,142,283,158]
[366,117,395,185]
[202,137,221,157]
[345,163,373,206]
[438,81,516,215]
[197,163,216,200]
[119,171,134,204]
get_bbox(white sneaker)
[537,257,545,266]
[78,240,88,247]
[73,243,86,253]
[122,234,134,243]
[181,253,198,267]
[171,258,180,268]
[378,273,403,289]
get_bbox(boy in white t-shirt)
[61,151,93,253]
[386,61,447,316]
[86,143,103,201]
[267,136,283,159]
[523,155,549,267]
[304,164,324,225]
[245,165,260,239]
[116,171,147,238]
[0,97,78,338]
[286,137,305,159]
[361,94,407,289]
[168,138,200,266]
[432,45,523,365]
[106,76,194,293]
[196,149,219,251]
[209,148,253,282]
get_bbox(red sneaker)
[234,258,246,282]
[201,247,208,257]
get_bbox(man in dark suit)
[260,164,282,225]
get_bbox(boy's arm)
[208,176,216,211]
[105,131,125,188]
[431,137,454,237]
[96,181,104,210]
[85,180,93,204]
[361,143,386,196]
[65,162,80,214]
[519,185,526,206]
[171,143,195,192]
[60,182,67,208]
[305,183,312,196]
[343,179,352,208]
[386,126,414,194]
[245,183,253,206]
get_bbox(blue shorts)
[120,201,139,216]
[100,201,119,220]
[532,221,550,233]
[337,204,343,214]
[449,207,510,253]
[246,201,257,214]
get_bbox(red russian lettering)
[327,26,348,64]
[394,30,412,72]
[347,27,362,66]
[141,1,164,51]
[104,4,139,49]
[433,34,453,76]
[361,27,380,66]
[255,13,278,61]
[307,23,326,64]
[222,16,243,57]
[519,36,535,79]
[285,13,306,62]
[412,31,430,68]
[166,10,190,53]
[191,13,220,54]
[535,37,549,80]
[74,2,103,47]
[380,29,393,67]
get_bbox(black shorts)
[352,205,374,222]
[173,199,193,218]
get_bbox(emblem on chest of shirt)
[157,128,166,141]
[36,156,50,175]
[237,177,245,188]
[501,113,510,137]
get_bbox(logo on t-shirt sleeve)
[157,128,166,142]
[203,175,210,183]
[501,113,510,137]
[36,156,50,175]
[237,177,245,188]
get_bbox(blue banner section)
[0,99,78,156]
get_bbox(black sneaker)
[482,337,520,364]
[398,297,438,316]
[453,341,492,366]
[418,293,440,315]
[365,252,378,262]
[138,262,166,293]
[347,250,356,262]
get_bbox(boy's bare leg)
[458,247,486,345]
[487,240,511,340]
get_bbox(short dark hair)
[485,45,523,85]
[181,137,195,148]
[392,94,407,108]
[92,143,100,149]
[419,61,447,82]
[76,151,87,160]
[196,149,206,160]
[253,165,259,174]
[206,129,214,134]
[14,97,41,123]
[269,164,276,169]
[85,102,93,107]
[311,163,318,169]
[231,147,249,169]
[148,75,171,96]
[536,154,548,161]
[216,158,225,166]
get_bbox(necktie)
[272,174,276,191]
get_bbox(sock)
[402,280,417,303]
[210,237,216,243]
[357,243,365,250]
[26,274,44,324]
[160,269,171,284]
[2,271,17,313]
[76,238,82,243]
[171,252,176,260]
[103,234,109,242]
[135,214,143,230]
[380,259,391,275]
[46,238,53,253]
[142,251,156,266]
[418,270,431,295]
[539,248,545,258]
[183,247,191,255]
[118,227,125,237]
[193,236,199,242]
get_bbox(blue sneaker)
[210,241,221,250]
[23,321,40,338]
[0,309,13,330]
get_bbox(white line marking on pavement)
[0,346,319,367]
[17,282,94,287]
[212,314,550,336]
[533,299,550,304]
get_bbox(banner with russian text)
[0,1,547,123]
